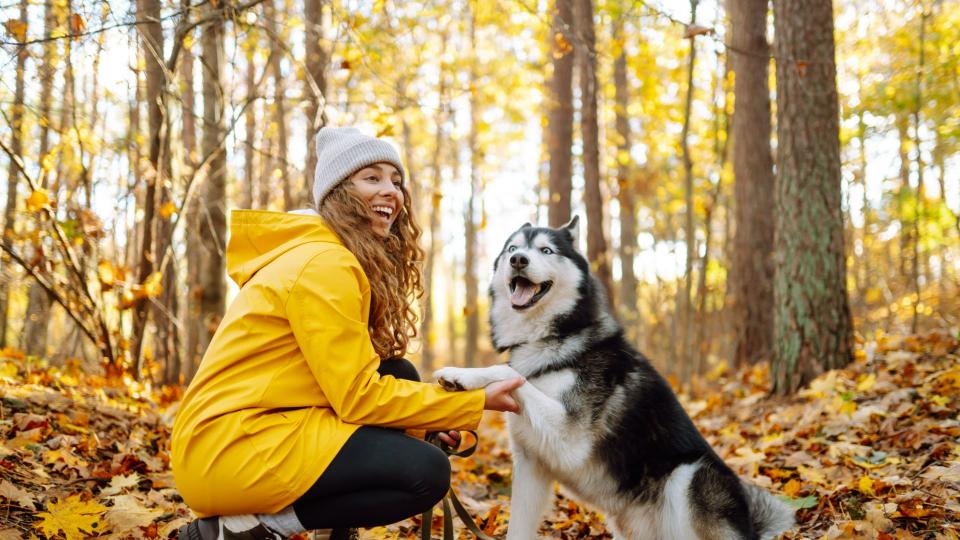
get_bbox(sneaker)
[178,516,285,540]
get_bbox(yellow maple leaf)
[43,449,86,468]
[26,189,49,212]
[34,495,107,540]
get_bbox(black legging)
[291,358,451,531]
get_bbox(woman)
[173,127,524,540]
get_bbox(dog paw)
[434,367,483,391]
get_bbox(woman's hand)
[435,430,461,447]
[483,377,525,413]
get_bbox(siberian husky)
[434,217,794,540]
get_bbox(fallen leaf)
[0,480,34,509]
[34,495,107,540]
[104,494,164,534]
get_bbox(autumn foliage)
[1,331,958,539]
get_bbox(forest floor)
[0,331,958,539]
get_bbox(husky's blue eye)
[507,246,517,253]
[541,247,553,255]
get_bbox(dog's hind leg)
[506,447,553,540]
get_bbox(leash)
[422,431,500,540]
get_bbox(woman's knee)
[378,357,421,382]
[405,444,451,505]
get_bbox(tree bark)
[131,0,166,375]
[241,45,257,210]
[23,0,59,357]
[612,18,638,337]
[464,7,479,368]
[303,0,327,207]
[267,0,292,210]
[181,23,203,382]
[771,0,853,394]
[679,0,699,384]
[0,0,29,348]
[909,7,927,333]
[547,0,574,227]
[420,37,449,373]
[576,0,612,303]
[197,5,228,362]
[729,0,775,366]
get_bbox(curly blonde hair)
[318,179,424,360]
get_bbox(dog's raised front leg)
[511,383,582,461]
[506,446,553,540]
[433,364,520,391]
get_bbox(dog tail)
[743,482,795,540]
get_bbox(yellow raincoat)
[171,210,485,517]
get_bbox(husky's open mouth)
[509,276,553,310]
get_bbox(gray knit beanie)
[312,126,405,208]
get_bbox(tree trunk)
[547,0,574,227]
[303,0,327,207]
[197,6,228,362]
[855,108,868,300]
[612,18,638,338]
[679,0,699,384]
[576,0,612,303]
[127,41,143,275]
[896,115,911,279]
[909,7,927,333]
[0,0,29,348]
[420,33,449,374]
[132,0,166,375]
[23,0,59,357]
[464,7,479,368]
[771,0,853,394]
[267,0,292,210]
[241,45,257,210]
[729,0,775,366]
[181,24,203,382]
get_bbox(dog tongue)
[511,281,537,306]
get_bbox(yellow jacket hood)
[227,209,339,287]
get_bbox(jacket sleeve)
[286,249,485,431]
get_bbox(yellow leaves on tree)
[119,271,164,309]
[34,495,107,540]
[159,201,177,219]
[26,189,50,212]
[4,19,27,42]
[69,13,86,34]
[97,260,119,289]
[553,31,572,58]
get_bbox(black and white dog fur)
[434,218,794,540]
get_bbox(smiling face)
[347,162,404,237]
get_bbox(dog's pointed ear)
[520,222,532,229]
[562,216,580,248]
